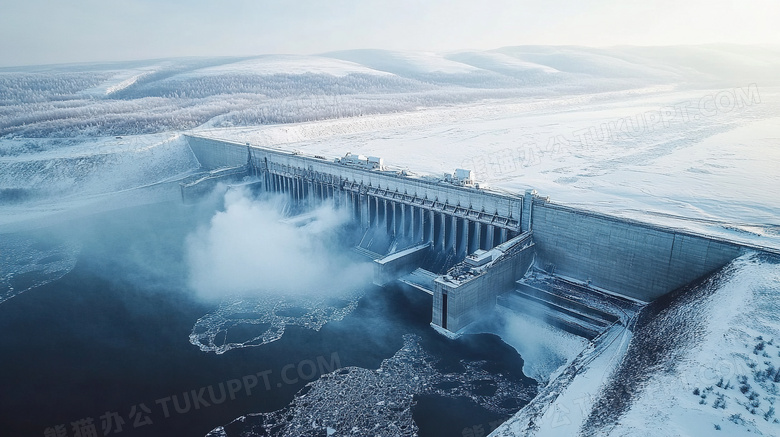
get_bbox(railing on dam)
[257,159,520,258]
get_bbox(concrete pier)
[433,232,535,331]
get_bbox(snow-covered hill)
[4,45,779,139]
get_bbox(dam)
[183,134,772,336]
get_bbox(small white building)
[335,152,385,170]
[367,156,384,169]
[445,168,476,187]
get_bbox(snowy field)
[2,45,780,437]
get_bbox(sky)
[1,0,780,67]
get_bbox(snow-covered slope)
[588,254,780,437]
[0,134,198,229]
[489,253,780,437]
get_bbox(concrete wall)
[373,243,432,286]
[531,199,744,301]
[433,234,535,332]
[187,136,249,169]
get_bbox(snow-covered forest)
[3,46,779,139]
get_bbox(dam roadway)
[184,134,777,334]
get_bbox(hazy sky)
[2,0,779,67]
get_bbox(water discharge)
[185,187,373,301]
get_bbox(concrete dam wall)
[184,134,759,333]
[187,135,525,257]
[530,198,746,302]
